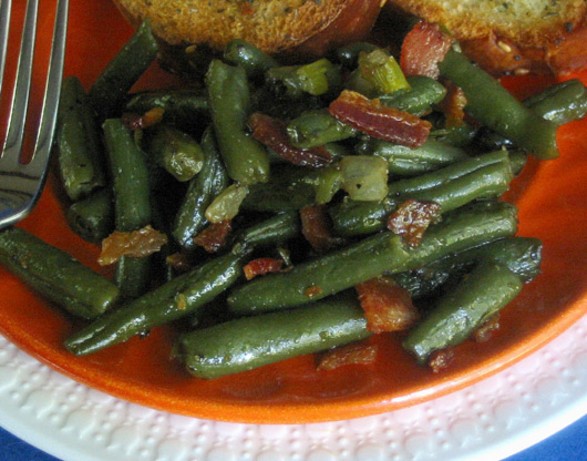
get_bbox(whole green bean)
[439,48,559,159]
[357,138,469,176]
[179,293,369,379]
[403,261,524,364]
[56,76,106,201]
[64,252,244,355]
[103,118,153,298]
[228,202,518,314]
[172,128,229,250]
[206,59,270,185]
[0,227,119,319]
[89,21,159,120]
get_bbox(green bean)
[232,211,300,255]
[64,252,244,355]
[89,21,159,120]
[125,89,209,126]
[56,76,106,201]
[330,151,513,236]
[179,293,369,379]
[524,78,587,125]
[223,39,279,78]
[266,58,342,98]
[334,41,379,68]
[103,118,153,298]
[227,201,518,314]
[286,109,357,149]
[379,75,447,115]
[402,261,524,364]
[0,227,119,319]
[66,188,114,243]
[147,126,205,182]
[206,59,270,185]
[439,48,559,159]
[172,128,229,250]
[357,138,469,176]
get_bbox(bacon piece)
[122,107,165,130]
[317,342,378,371]
[438,82,467,128]
[355,276,419,333]
[473,313,501,343]
[194,220,232,253]
[300,205,344,253]
[98,225,168,265]
[248,112,332,168]
[243,257,284,280]
[328,90,431,147]
[400,20,453,79]
[428,348,455,373]
[387,199,441,248]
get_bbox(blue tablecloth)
[1,413,585,460]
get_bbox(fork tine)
[1,0,38,168]
[29,0,69,175]
[0,0,11,93]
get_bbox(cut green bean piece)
[66,188,114,243]
[286,109,357,149]
[228,202,518,314]
[103,118,153,298]
[524,78,587,125]
[179,293,370,379]
[89,21,159,120]
[125,89,209,125]
[439,48,559,159]
[403,261,523,364]
[172,128,229,250]
[0,227,119,319]
[223,39,279,78]
[206,59,270,185]
[56,76,106,201]
[64,252,244,355]
[379,75,447,115]
[266,58,342,97]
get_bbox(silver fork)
[0,0,69,229]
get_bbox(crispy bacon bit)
[428,348,455,373]
[355,276,419,333]
[387,199,442,248]
[473,314,501,343]
[122,107,165,130]
[243,257,284,280]
[194,220,232,253]
[328,90,431,147]
[304,284,323,298]
[248,112,332,168]
[300,205,344,253]
[400,20,453,79]
[438,82,467,128]
[98,225,168,265]
[317,342,378,371]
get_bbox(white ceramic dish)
[1,314,585,461]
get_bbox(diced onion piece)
[356,276,419,333]
[205,183,249,223]
[340,155,388,201]
[98,225,168,265]
[317,342,378,371]
[359,49,410,95]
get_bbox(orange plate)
[0,1,586,424]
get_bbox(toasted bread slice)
[113,0,384,56]
[387,0,587,74]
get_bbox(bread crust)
[114,0,363,54]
